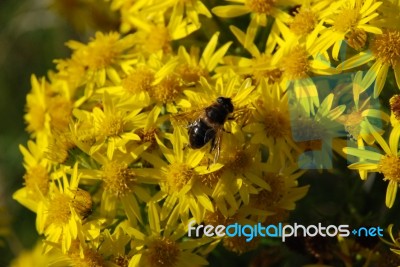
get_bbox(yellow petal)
[386,180,398,208]
[212,5,250,18]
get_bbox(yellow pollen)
[113,255,129,267]
[223,236,260,255]
[390,95,400,120]
[263,108,291,138]
[245,0,275,14]
[147,237,180,267]
[250,173,285,208]
[371,29,400,66]
[46,131,76,164]
[283,46,309,79]
[346,28,367,51]
[48,96,73,132]
[333,8,359,33]
[379,155,400,182]
[204,209,229,227]
[70,247,105,267]
[102,161,136,196]
[122,68,155,95]
[85,32,120,69]
[290,8,318,36]
[149,75,182,104]
[200,168,223,188]
[23,165,49,196]
[137,127,158,145]
[146,26,171,54]
[226,150,251,173]
[177,63,207,84]
[47,193,72,226]
[166,163,195,191]
[100,115,125,137]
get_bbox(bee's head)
[216,97,234,113]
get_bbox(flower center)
[371,29,400,66]
[84,32,121,69]
[200,168,223,188]
[379,155,400,182]
[177,63,207,84]
[263,107,291,138]
[390,95,400,121]
[166,163,196,191]
[99,114,125,137]
[225,150,252,173]
[23,165,49,196]
[48,96,73,132]
[245,0,275,14]
[149,75,182,104]
[333,8,359,33]
[250,173,285,208]
[70,246,105,267]
[102,161,136,196]
[122,67,155,95]
[47,193,72,226]
[283,46,309,79]
[290,8,317,36]
[147,237,180,267]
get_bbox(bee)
[71,188,93,220]
[184,97,234,162]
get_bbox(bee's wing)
[170,108,205,127]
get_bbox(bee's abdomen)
[188,119,216,148]
[206,105,229,125]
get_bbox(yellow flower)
[344,123,400,208]
[24,75,50,138]
[142,126,217,223]
[226,19,283,85]
[13,137,50,212]
[36,164,86,254]
[243,81,298,164]
[10,240,63,267]
[177,32,232,84]
[337,29,400,98]
[66,31,136,87]
[336,71,390,146]
[79,141,160,223]
[125,202,211,267]
[291,93,346,169]
[310,0,382,59]
[73,91,143,160]
[245,157,309,222]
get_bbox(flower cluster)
[12,0,400,266]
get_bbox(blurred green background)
[0,1,77,265]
